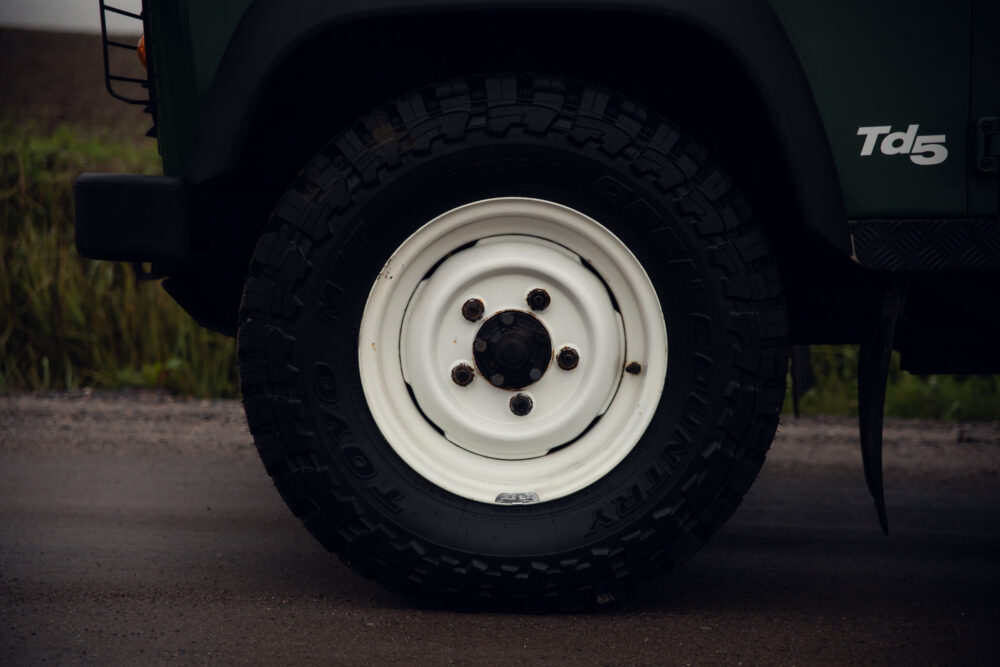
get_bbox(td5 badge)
[857,125,948,165]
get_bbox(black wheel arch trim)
[188,0,850,255]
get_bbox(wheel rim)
[359,198,667,504]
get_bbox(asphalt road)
[2,391,998,664]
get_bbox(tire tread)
[238,74,788,610]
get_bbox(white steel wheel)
[359,198,667,504]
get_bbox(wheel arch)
[177,0,851,335]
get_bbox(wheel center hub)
[473,310,551,389]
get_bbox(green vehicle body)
[775,0,998,218]
[144,0,998,219]
[73,0,1000,369]
[71,0,1000,368]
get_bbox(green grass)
[1,121,997,417]
[1,121,238,397]
[784,345,1000,421]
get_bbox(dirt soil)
[1,391,998,664]
[1,27,151,137]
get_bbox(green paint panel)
[186,0,255,107]
[146,1,194,175]
[968,0,1000,214]
[770,0,971,218]
[147,0,253,175]
[148,0,984,218]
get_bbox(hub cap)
[359,198,668,504]
[473,310,552,390]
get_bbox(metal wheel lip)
[359,197,668,505]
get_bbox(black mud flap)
[857,279,908,535]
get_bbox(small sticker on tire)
[495,492,540,504]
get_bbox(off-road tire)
[238,74,788,609]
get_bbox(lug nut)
[510,393,533,416]
[451,363,474,386]
[557,347,579,370]
[526,288,551,311]
[462,298,485,322]
[625,362,642,375]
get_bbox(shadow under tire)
[237,74,788,609]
